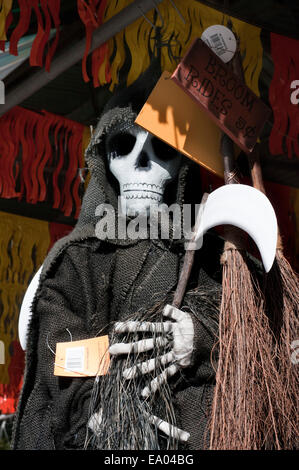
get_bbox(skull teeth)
[124,193,162,201]
[122,183,163,202]
[123,183,163,192]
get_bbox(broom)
[233,50,299,449]
[208,128,282,447]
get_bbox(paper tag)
[201,25,237,63]
[54,335,110,377]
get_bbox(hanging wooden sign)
[171,38,271,153]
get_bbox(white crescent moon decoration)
[18,264,43,351]
[196,184,277,273]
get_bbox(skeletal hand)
[109,304,194,398]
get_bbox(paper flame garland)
[0,0,61,71]
[0,106,89,219]
[0,0,298,159]
[0,211,72,414]
[77,0,110,85]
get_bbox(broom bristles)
[209,241,299,450]
[209,245,283,450]
[263,249,299,449]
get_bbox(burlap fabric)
[12,67,223,450]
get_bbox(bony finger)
[109,336,168,356]
[141,363,179,397]
[114,320,173,334]
[123,351,175,379]
[109,342,131,355]
[88,409,103,434]
[163,304,185,323]
[148,414,190,442]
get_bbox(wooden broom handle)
[248,146,266,194]
[172,245,196,309]
[233,50,283,249]
[221,133,239,185]
[172,193,209,309]
[219,60,246,252]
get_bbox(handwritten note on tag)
[54,335,110,377]
[171,38,271,153]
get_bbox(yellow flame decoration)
[0,212,50,384]
[98,0,262,97]
[0,0,12,41]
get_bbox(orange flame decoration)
[0,341,25,415]
[269,33,299,158]
[0,107,86,219]
[77,0,110,84]
[0,0,110,78]
[4,0,61,71]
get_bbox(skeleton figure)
[12,67,223,450]
[13,54,279,449]
[83,112,220,450]
[102,124,194,441]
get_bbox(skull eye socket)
[151,137,178,161]
[106,133,136,157]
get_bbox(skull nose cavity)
[137,151,150,169]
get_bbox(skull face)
[106,125,181,215]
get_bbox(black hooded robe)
[12,95,223,451]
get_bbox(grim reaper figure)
[12,66,224,450]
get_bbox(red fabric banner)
[0,107,86,218]
[269,33,299,158]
